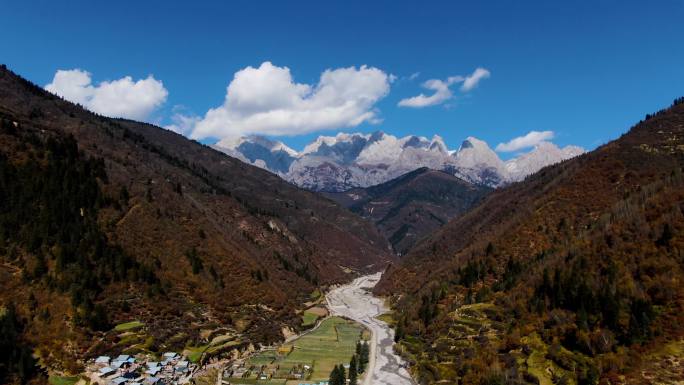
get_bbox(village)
[83,346,336,385]
[73,274,396,385]
[85,352,195,385]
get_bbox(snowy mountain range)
[214,131,585,192]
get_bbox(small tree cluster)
[328,364,346,385]
[356,341,370,373]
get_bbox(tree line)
[328,340,369,385]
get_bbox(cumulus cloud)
[166,108,200,135]
[495,130,555,152]
[461,67,490,92]
[186,62,391,140]
[397,76,463,108]
[398,67,490,108]
[45,69,168,121]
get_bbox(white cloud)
[409,72,420,80]
[495,130,555,152]
[187,62,391,140]
[461,67,490,92]
[166,110,200,135]
[397,76,463,108]
[398,67,490,108]
[45,69,168,121]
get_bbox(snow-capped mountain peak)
[505,141,585,180]
[356,132,404,165]
[301,132,370,155]
[428,135,448,153]
[218,131,585,192]
[215,135,298,174]
[453,137,504,169]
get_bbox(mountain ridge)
[374,98,684,384]
[0,64,392,383]
[324,167,492,255]
[217,131,585,192]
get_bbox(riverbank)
[326,273,416,385]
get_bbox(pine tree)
[394,318,405,342]
[349,355,358,385]
[329,366,340,385]
[338,364,346,384]
[357,341,369,373]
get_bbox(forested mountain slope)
[0,65,391,384]
[376,98,684,384]
[324,168,491,255]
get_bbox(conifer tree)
[349,354,358,385]
[329,365,340,385]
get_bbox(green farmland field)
[280,316,363,380]
[246,316,363,382]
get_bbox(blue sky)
[2,1,683,156]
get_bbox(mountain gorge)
[217,131,584,192]
[324,168,492,255]
[376,98,684,384]
[0,65,392,383]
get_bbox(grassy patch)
[248,350,278,366]
[114,320,144,332]
[279,316,363,381]
[301,312,319,327]
[520,333,573,385]
[48,376,79,385]
[376,312,395,325]
[185,344,210,363]
[301,306,327,327]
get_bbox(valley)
[74,273,411,385]
[0,56,682,385]
[326,273,415,385]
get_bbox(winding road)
[326,273,416,385]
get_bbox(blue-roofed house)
[110,360,127,369]
[109,377,127,385]
[95,356,111,365]
[98,367,116,377]
[145,367,161,376]
[145,377,161,385]
[116,355,131,362]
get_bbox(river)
[326,273,416,385]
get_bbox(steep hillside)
[324,168,491,255]
[0,65,391,384]
[376,98,684,384]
